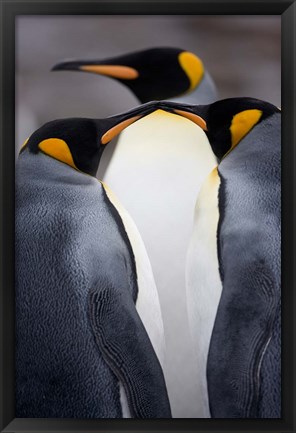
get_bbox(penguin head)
[162,97,280,160]
[20,101,160,176]
[51,47,205,103]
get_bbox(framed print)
[1,1,295,432]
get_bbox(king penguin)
[161,97,281,418]
[15,102,172,418]
[51,47,217,105]
[51,47,218,417]
[98,109,218,417]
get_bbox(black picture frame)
[1,1,295,432]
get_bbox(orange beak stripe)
[173,109,208,131]
[101,115,142,145]
[80,65,139,80]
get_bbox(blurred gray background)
[16,16,281,149]
[16,15,281,418]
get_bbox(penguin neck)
[19,149,98,185]
[168,71,217,105]
[219,113,280,169]
[42,143,106,178]
[25,135,105,177]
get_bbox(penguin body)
[185,166,222,417]
[53,47,217,416]
[207,111,281,418]
[15,109,171,418]
[102,109,217,417]
[163,98,281,418]
[103,110,217,299]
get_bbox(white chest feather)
[186,167,223,417]
[102,182,166,418]
[101,182,165,364]
[102,111,217,417]
[103,111,216,298]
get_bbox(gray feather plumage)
[15,150,171,418]
[207,113,281,418]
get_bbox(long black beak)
[51,58,139,80]
[51,59,94,71]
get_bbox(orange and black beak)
[159,101,209,132]
[52,59,139,81]
[97,100,163,145]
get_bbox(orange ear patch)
[79,65,139,80]
[230,109,263,149]
[19,137,29,153]
[178,52,204,91]
[173,109,208,131]
[101,115,142,145]
[38,138,77,169]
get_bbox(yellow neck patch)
[19,137,29,153]
[230,109,263,150]
[38,138,78,169]
[178,51,204,91]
